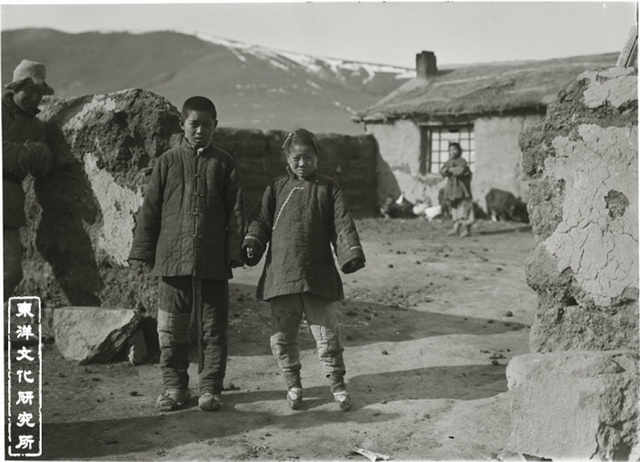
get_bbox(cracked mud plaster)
[580,67,638,110]
[84,152,144,266]
[542,124,638,306]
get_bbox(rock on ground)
[506,351,639,460]
[53,306,141,363]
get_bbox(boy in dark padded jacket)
[129,96,244,412]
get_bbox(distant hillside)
[2,28,414,134]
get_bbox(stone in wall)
[519,66,638,352]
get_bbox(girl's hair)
[449,142,462,152]
[281,128,320,159]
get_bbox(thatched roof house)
[353,51,619,210]
[355,52,618,123]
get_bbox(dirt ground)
[36,218,537,461]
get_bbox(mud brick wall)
[213,128,378,217]
[17,89,377,312]
[519,67,638,352]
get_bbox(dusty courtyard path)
[38,219,536,461]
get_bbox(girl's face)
[449,145,462,159]
[287,142,318,179]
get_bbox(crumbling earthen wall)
[519,66,638,352]
[18,89,377,312]
[507,65,639,462]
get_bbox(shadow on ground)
[476,225,532,235]
[40,363,505,460]
[41,397,399,460]
[228,284,527,356]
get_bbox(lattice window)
[420,125,475,175]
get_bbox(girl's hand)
[242,245,261,267]
[245,246,255,259]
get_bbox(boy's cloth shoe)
[286,387,303,410]
[156,389,190,412]
[198,392,222,411]
[460,227,471,238]
[333,390,351,411]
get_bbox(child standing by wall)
[440,142,474,237]
[242,128,365,411]
[129,96,244,412]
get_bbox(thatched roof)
[354,53,619,123]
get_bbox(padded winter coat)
[2,93,53,227]
[243,169,365,301]
[440,157,472,202]
[129,139,244,279]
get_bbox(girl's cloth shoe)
[156,389,190,412]
[286,387,303,410]
[333,390,351,411]
[198,392,222,411]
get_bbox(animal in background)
[379,194,416,219]
[485,188,529,223]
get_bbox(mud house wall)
[17,89,377,313]
[473,115,542,209]
[520,66,638,352]
[365,120,444,207]
[366,115,541,210]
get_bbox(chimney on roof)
[416,51,437,79]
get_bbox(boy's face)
[13,80,44,113]
[287,142,318,179]
[449,145,462,159]
[181,110,217,149]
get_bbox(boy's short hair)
[182,96,217,119]
[448,142,462,152]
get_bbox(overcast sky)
[1,1,636,68]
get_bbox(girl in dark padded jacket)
[243,128,365,412]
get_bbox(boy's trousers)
[270,292,346,392]
[157,276,229,394]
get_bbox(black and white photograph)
[2,1,638,460]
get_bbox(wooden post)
[617,26,638,68]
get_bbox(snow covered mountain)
[2,28,414,134]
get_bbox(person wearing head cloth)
[3,59,55,299]
[242,128,366,412]
[440,142,475,237]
